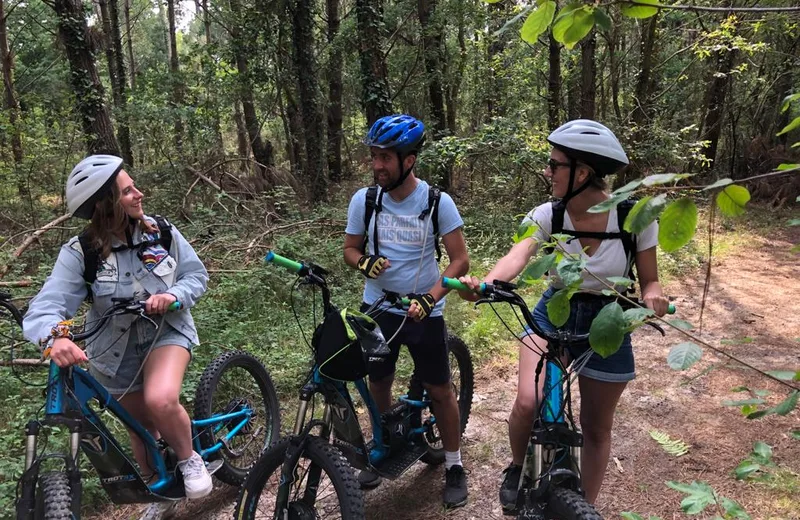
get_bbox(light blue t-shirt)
[345,180,464,316]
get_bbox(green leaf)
[781,92,800,112]
[776,116,800,136]
[621,0,660,19]
[620,514,645,520]
[791,429,800,440]
[666,481,715,515]
[746,409,771,420]
[719,497,751,520]
[518,253,557,285]
[607,276,634,288]
[546,287,574,327]
[752,441,773,461]
[658,198,698,252]
[649,429,690,456]
[513,222,538,243]
[787,219,800,226]
[777,163,800,171]
[641,173,693,186]
[588,190,631,213]
[593,8,612,32]
[773,390,799,416]
[668,318,694,330]
[556,256,586,287]
[734,461,761,480]
[494,6,534,36]
[766,370,798,380]
[731,386,750,392]
[520,1,557,43]
[741,404,758,416]
[667,342,702,370]
[624,194,668,234]
[702,178,734,191]
[614,179,643,194]
[623,307,655,326]
[552,4,595,49]
[721,398,766,406]
[716,185,750,217]
[589,302,626,358]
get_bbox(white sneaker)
[178,451,213,499]
[139,501,178,520]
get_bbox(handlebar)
[442,277,676,314]
[265,251,304,273]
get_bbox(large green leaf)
[702,178,734,191]
[518,253,557,285]
[782,92,800,112]
[623,307,655,328]
[777,163,800,171]
[588,190,631,213]
[766,370,799,380]
[658,198,697,252]
[589,302,626,358]
[624,194,667,234]
[621,0,660,19]
[752,441,772,461]
[716,185,750,217]
[773,390,799,416]
[546,287,574,327]
[665,481,715,515]
[556,255,585,287]
[776,116,800,136]
[593,8,612,32]
[734,461,762,480]
[607,276,634,288]
[719,497,751,520]
[513,222,538,243]
[552,4,595,49]
[668,318,694,330]
[520,1,557,43]
[641,173,693,186]
[667,342,702,370]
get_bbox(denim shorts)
[89,320,193,395]
[524,287,635,383]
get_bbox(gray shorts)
[89,321,193,395]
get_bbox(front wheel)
[234,436,364,520]
[420,334,474,464]
[34,472,74,520]
[542,486,602,520]
[194,350,281,486]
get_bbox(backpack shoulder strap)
[78,232,99,285]
[543,201,566,255]
[418,186,443,261]
[362,186,379,255]
[616,199,638,286]
[153,215,173,252]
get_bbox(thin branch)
[0,214,72,279]
[617,1,800,12]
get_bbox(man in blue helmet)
[343,114,470,508]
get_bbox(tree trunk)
[290,0,326,201]
[566,54,580,121]
[696,48,737,171]
[417,0,446,136]
[52,0,119,155]
[445,13,466,134]
[98,0,133,165]
[486,0,511,118]
[547,27,561,131]
[631,13,659,128]
[123,0,135,89]
[166,0,184,150]
[0,0,27,197]
[229,0,273,187]
[607,17,622,122]
[326,0,343,182]
[233,100,250,165]
[579,29,596,119]
[355,0,392,125]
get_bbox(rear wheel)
[234,437,364,520]
[194,350,281,486]
[420,334,473,464]
[34,472,73,520]
[543,486,602,520]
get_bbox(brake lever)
[136,308,158,329]
[646,321,666,336]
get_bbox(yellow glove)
[357,255,388,279]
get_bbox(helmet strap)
[384,152,416,193]
[561,159,591,204]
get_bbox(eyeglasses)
[547,159,571,171]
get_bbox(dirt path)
[96,228,799,519]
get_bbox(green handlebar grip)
[265,251,303,273]
[401,297,411,307]
[667,303,676,315]
[168,301,183,312]
[442,276,486,294]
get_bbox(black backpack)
[362,185,443,262]
[79,215,173,289]
[543,199,638,289]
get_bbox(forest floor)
[91,224,799,520]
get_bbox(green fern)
[649,429,690,457]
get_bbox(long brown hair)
[85,179,155,258]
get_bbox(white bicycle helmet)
[66,155,124,219]
[547,119,629,177]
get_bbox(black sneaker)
[443,465,468,508]
[357,469,382,489]
[499,463,522,510]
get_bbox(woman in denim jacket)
[24,155,211,518]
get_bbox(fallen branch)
[0,358,49,367]
[185,165,252,212]
[243,218,347,261]
[0,280,32,288]
[0,213,71,279]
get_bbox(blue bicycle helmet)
[364,115,426,156]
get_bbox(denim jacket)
[23,216,208,377]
